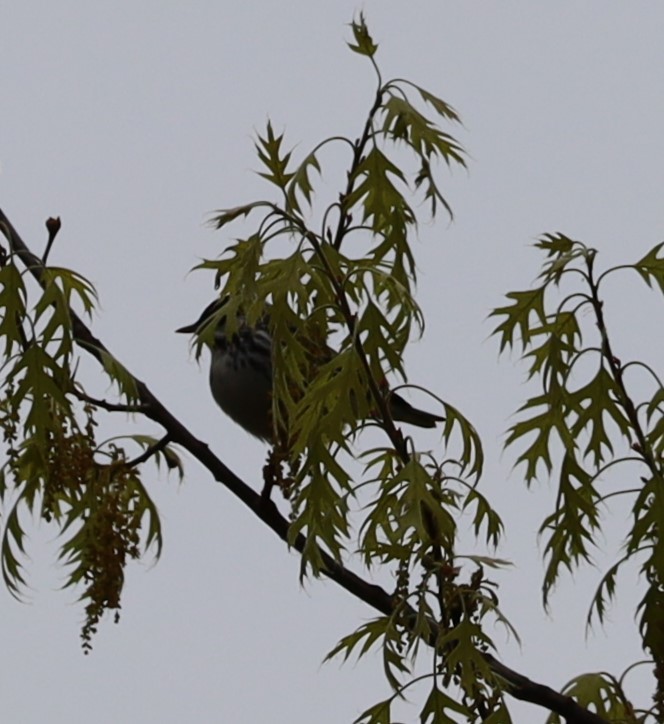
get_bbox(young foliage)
[7,12,662,723]
[545,671,641,724]
[0,236,178,649]
[494,233,664,717]
[187,15,510,721]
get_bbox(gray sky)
[2,2,664,722]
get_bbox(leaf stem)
[331,86,384,250]
[586,252,662,480]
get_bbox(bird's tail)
[389,391,445,429]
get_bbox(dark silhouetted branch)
[0,207,608,724]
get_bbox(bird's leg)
[261,448,279,502]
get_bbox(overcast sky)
[2,3,664,722]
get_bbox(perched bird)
[177,298,444,442]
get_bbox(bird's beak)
[175,321,198,334]
[176,298,226,335]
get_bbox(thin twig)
[42,216,61,265]
[72,388,149,413]
[331,86,383,251]
[125,435,172,468]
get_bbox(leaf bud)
[45,216,61,237]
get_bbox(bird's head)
[176,297,229,353]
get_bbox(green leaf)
[97,349,140,403]
[367,224,417,287]
[414,85,462,123]
[491,286,546,353]
[534,233,577,258]
[356,299,407,379]
[568,365,632,467]
[195,233,265,311]
[546,672,636,723]
[534,234,589,285]
[483,703,514,724]
[41,267,98,317]
[1,497,30,599]
[255,121,294,191]
[420,684,471,723]
[434,617,494,694]
[414,158,454,219]
[626,476,662,561]
[210,201,273,231]
[459,477,505,546]
[346,146,414,233]
[10,344,72,431]
[325,618,390,664]
[646,384,664,423]
[439,400,484,479]
[0,262,28,356]
[522,312,581,383]
[125,433,185,481]
[354,698,391,724]
[381,94,465,166]
[347,13,378,57]
[587,556,625,627]
[540,452,601,603]
[505,395,559,482]
[646,397,664,458]
[288,438,353,578]
[633,241,664,295]
[286,150,321,213]
[637,574,664,667]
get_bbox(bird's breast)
[209,345,273,441]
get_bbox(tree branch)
[0,207,608,724]
[72,388,149,413]
[485,654,608,724]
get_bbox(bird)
[177,298,444,443]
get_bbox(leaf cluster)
[0,243,178,648]
[190,16,511,721]
[493,233,664,717]
[5,14,655,723]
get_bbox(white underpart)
[209,346,272,441]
